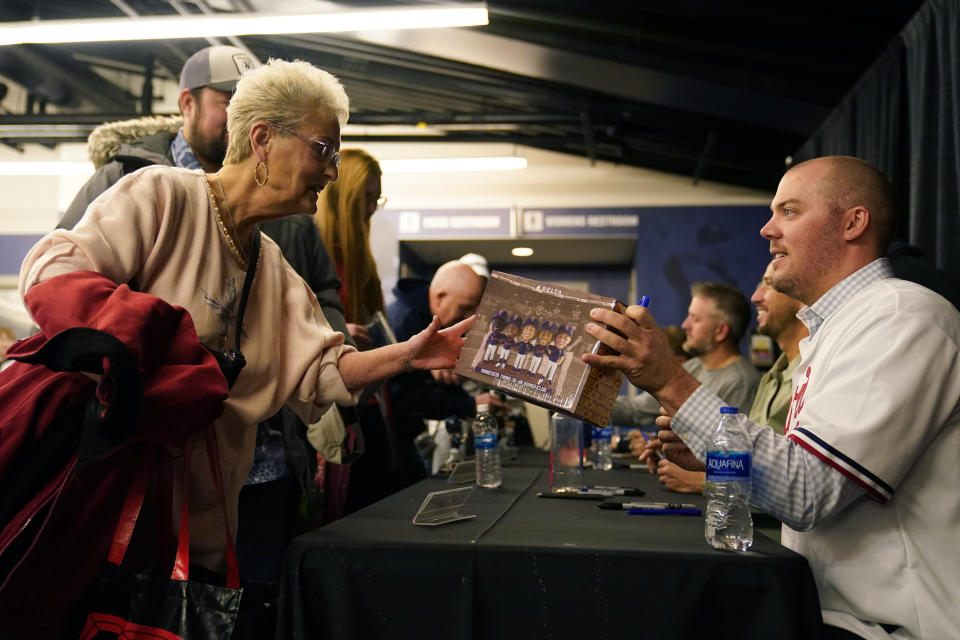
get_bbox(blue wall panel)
[633,205,771,337]
[0,235,43,277]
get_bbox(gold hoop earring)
[254,161,269,187]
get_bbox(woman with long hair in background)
[313,148,402,518]
[315,148,386,348]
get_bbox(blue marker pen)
[639,430,665,460]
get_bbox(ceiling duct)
[0,45,137,112]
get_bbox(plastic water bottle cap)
[719,406,738,414]
[476,404,490,413]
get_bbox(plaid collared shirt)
[798,258,894,339]
[170,129,203,170]
[671,259,894,530]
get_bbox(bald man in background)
[387,255,502,485]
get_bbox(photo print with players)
[455,271,626,425]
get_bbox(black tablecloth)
[278,452,823,640]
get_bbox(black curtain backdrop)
[794,0,960,279]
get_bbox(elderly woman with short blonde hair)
[19,59,470,570]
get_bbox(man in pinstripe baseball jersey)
[584,156,960,640]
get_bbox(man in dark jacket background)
[59,45,254,228]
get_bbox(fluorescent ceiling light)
[343,124,445,137]
[380,157,527,173]
[342,122,519,137]
[0,161,95,176]
[0,4,488,46]
[1,155,527,176]
[511,247,534,257]
[435,123,520,132]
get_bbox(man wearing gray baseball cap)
[179,44,257,93]
[176,45,257,172]
[57,45,257,229]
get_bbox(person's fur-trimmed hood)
[87,115,183,168]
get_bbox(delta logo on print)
[785,365,813,433]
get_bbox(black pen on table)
[580,486,644,496]
[627,508,701,516]
[599,501,697,510]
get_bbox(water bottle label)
[475,433,499,450]
[706,451,751,481]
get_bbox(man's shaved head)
[428,261,486,327]
[791,155,896,253]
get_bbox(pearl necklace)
[207,172,247,268]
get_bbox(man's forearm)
[672,385,862,530]
[651,369,702,415]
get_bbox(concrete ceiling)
[0,0,926,189]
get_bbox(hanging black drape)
[794,0,960,279]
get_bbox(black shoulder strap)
[212,229,262,388]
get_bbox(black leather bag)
[78,432,242,640]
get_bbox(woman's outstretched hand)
[337,315,475,393]
[405,315,475,371]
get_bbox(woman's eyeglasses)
[269,123,341,168]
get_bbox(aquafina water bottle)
[704,406,753,551]
[473,404,502,489]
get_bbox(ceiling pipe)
[0,46,136,111]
